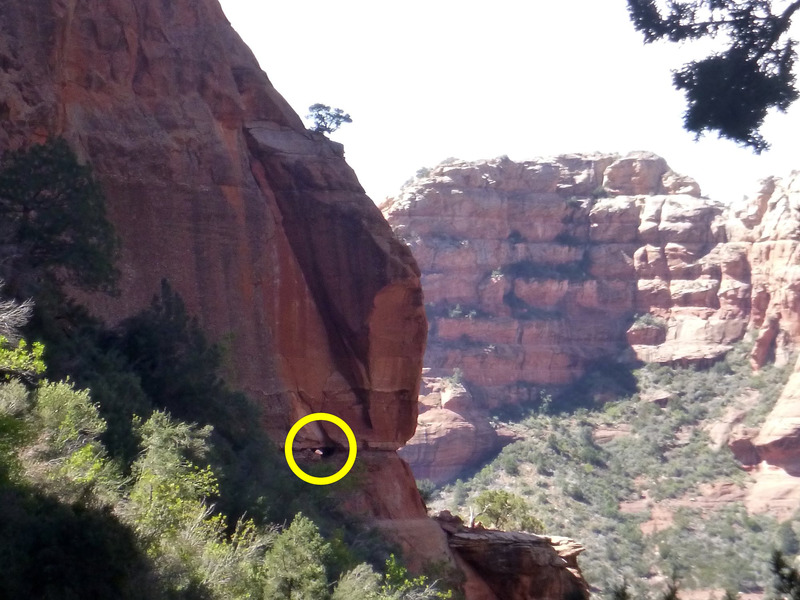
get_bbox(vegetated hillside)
[430,342,796,597]
[382,154,800,596]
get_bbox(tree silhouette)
[627,0,800,151]
[306,104,353,134]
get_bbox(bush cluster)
[431,339,795,598]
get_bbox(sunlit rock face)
[384,153,800,497]
[436,512,589,600]
[0,0,427,519]
[398,376,518,485]
[382,152,732,406]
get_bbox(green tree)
[262,513,331,600]
[417,479,437,505]
[471,489,545,533]
[772,550,800,600]
[117,280,251,440]
[332,563,384,600]
[0,337,44,385]
[35,380,106,453]
[29,380,120,503]
[128,411,217,543]
[452,479,468,508]
[381,554,452,599]
[778,522,800,556]
[0,380,31,484]
[0,138,119,295]
[627,0,800,151]
[306,104,353,134]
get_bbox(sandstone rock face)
[0,0,425,519]
[382,153,731,407]
[0,3,594,596]
[383,155,800,492]
[754,354,800,473]
[398,375,516,484]
[0,4,592,596]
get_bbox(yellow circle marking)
[284,413,357,485]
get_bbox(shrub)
[417,479,437,504]
[262,514,331,600]
[471,489,544,533]
[630,313,667,331]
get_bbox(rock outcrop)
[754,354,800,474]
[0,3,592,596]
[436,512,589,600]
[383,154,800,495]
[382,152,737,407]
[399,375,516,484]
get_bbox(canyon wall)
[382,154,800,490]
[0,2,590,597]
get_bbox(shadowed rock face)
[0,3,595,596]
[0,0,425,507]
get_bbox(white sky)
[219,0,800,204]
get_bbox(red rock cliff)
[0,0,427,518]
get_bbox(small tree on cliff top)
[306,104,353,134]
[470,489,545,533]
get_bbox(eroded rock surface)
[0,0,426,522]
[398,375,517,484]
[436,512,589,600]
[382,152,735,409]
[384,154,800,501]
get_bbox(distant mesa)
[383,152,800,488]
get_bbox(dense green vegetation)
[0,140,453,600]
[431,341,798,597]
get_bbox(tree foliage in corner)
[0,138,120,296]
[306,104,353,134]
[627,0,800,151]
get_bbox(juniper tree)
[627,0,800,151]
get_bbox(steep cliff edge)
[0,0,427,522]
[382,154,800,501]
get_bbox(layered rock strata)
[0,2,593,596]
[382,152,737,408]
[383,154,800,493]
[398,375,516,484]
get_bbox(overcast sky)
[219,0,800,204]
